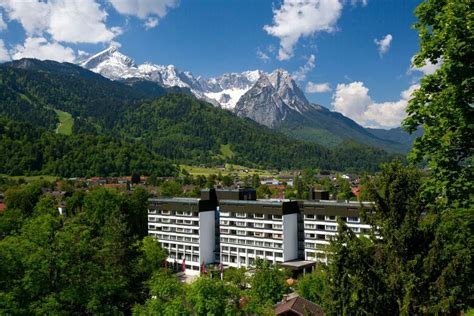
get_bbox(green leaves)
[404,0,474,207]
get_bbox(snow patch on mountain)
[79,47,311,127]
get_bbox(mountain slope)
[0,58,399,174]
[79,47,416,152]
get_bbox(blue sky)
[0,0,438,128]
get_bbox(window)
[272,215,282,220]
[221,220,229,226]
[304,224,315,229]
[220,212,230,217]
[254,214,265,219]
[305,214,315,219]
[351,227,360,233]
[347,217,360,223]
[161,218,171,223]
[326,225,337,231]
[272,224,283,230]
[161,210,170,215]
[275,252,282,258]
[236,221,247,227]
[240,257,246,264]
[254,232,264,237]
[256,250,264,256]
[235,212,247,218]
[247,249,254,254]
[273,233,283,239]
[236,230,247,236]
[253,222,265,228]
[317,215,325,220]
[325,215,336,221]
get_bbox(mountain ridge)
[0,58,399,174]
[78,47,417,152]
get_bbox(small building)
[274,295,325,316]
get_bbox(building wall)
[199,210,216,265]
[219,210,286,268]
[282,213,298,261]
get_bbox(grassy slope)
[54,109,74,135]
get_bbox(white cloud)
[144,17,159,29]
[410,57,442,75]
[48,0,119,43]
[264,0,343,60]
[256,48,270,62]
[292,54,316,81]
[11,37,76,62]
[332,81,372,124]
[331,81,419,128]
[351,0,368,6]
[0,12,7,31]
[374,34,392,56]
[0,0,119,43]
[108,0,179,29]
[306,82,331,93]
[0,39,10,61]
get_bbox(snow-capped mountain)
[79,47,263,110]
[78,47,413,152]
[79,47,308,118]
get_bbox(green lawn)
[0,174,59,182]
[180,164,280,178]
[219,144,234,158]
[54,109,74,135]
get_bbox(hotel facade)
[147,188,373,274]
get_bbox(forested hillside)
[0,59,400,176]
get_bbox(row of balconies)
[220,237,283,249]
[220,229,283,239]
[219,212,282,221]
[148,209,198,217]
[220,220,283,230]
[304,214,361,223]
[148,217,198,226]
[153,233,199,244]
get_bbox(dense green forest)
[0,117,178,177]
[0,59,399,177]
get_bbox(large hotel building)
[147,188,372,274]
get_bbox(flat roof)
[304,200,374,207]
[149,197,200,204]
[219,199,292,206]
[281,260,316,270]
